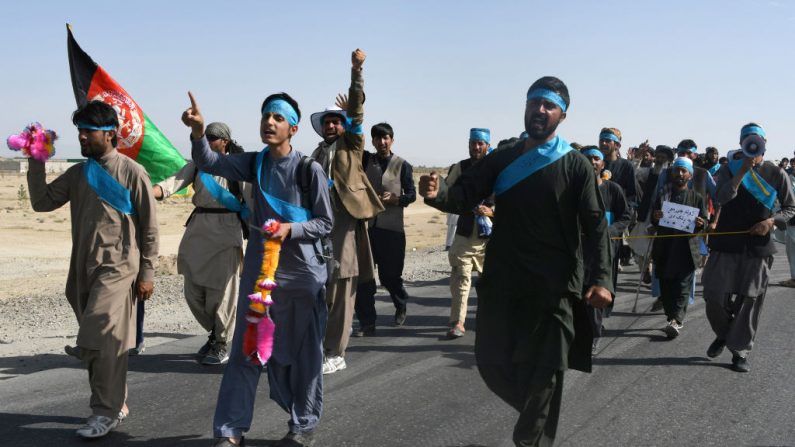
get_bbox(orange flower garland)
[242,219,282,365]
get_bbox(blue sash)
[605,211,614,226]
[83,158,134,215]
[494,136,573,196]
[727,159,777,210]
[708,164,720,176]
[255,148,312,223]
[198,171,250,220]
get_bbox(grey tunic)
[27,150,159,353]
[191,137,333,363]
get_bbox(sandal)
[75,414,119,438]
[213,437,245,447]
[446,323,465,339]
[779,279,795,288]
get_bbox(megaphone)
[741,134,766,158]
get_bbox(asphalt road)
[1,253,794,447]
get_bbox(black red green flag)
[67,24,185,184]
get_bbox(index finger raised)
[188,91,199,111]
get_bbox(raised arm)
[342,49,366,151]
[27,158,73,212]
[421,155,497,215]
[183,91,256,182]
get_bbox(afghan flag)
[67,24,185,184]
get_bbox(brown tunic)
[157,160,243,288]
[27,150,159,353]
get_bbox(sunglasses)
[206,135,221,142]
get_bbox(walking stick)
[632,238,653,313]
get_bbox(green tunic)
[426,138,613,372]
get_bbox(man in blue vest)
[28,100,159,438]
[703,123,795,373]
[419,76,613,446]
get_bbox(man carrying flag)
[66,24,187,358]
[27,100,159,438]
[67,24,186,185]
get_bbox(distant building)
[0,157,81,174]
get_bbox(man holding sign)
[650,157,707,339]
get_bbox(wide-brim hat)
[310,106,347,138]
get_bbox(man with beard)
[419,76,613,446]
[581,146,630,353]
[649,157,707,338]
[675,140,716,208]
[310,49,385,375]
[28,100,158,438]
[443,128,494,339]
[599,128,639,209]
[355,122,416,337]
[632,145,675,289]
[599,128,639,268]
[703,124,795,373]
[705,146,721,177]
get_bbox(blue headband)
[678,146,697,154]
[526,89,568,112]
[262,99,299,126]
[582,148,603,160]
[599,132,620,144]
[76,122,116,131]
[673,157,693,174]
[741,125,766,140]
[470,128,490,143]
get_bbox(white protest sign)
[659,201,699,233]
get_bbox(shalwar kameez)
[426,137,613,446]
[191,137,333,438]
[27,149,158,419]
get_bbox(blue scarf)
[708,164,720,176]
[255,148,312,223]
[198,171,250,220]
[728,158,777,210]
[83,158,134,215]
[494,136,573,196]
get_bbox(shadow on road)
[0,411,291,446]
[0,352,226,378]
[593,355,731,368]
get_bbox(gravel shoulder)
[0,247,450,376]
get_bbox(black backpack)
[296,156,335,278]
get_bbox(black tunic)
[427,138,613,372]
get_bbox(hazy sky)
[2,0,795,166]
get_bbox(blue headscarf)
[262,99,299,126]
[470,128,490,144]
[740,124,766,140]
[672,156,693,174]
[582,148,603,160]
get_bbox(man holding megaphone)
[701,123,795,373]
